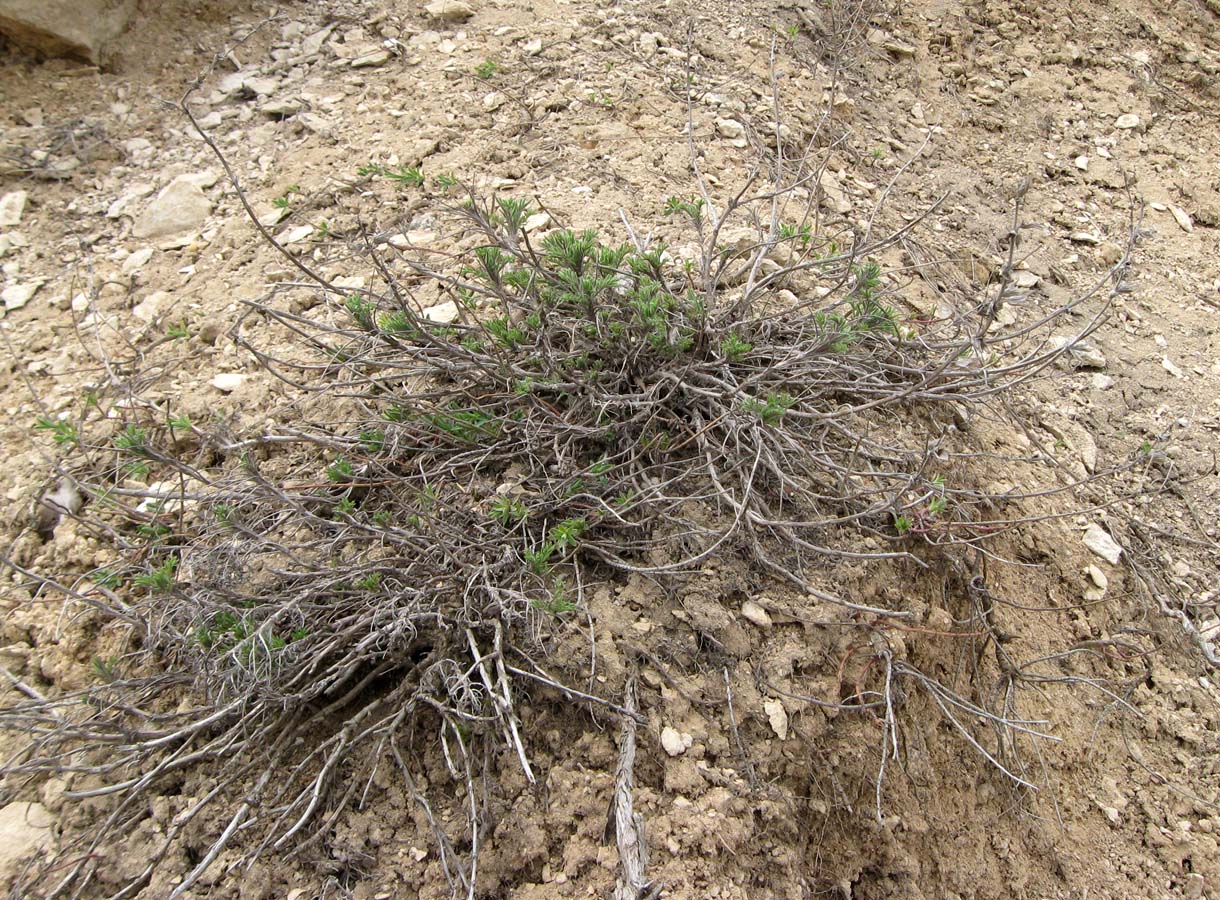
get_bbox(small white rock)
[2,280,43,311]
[524,212,551,232]
[1169,205,1193,233]
[133,175,214,240]
[660,726,686,757]
[1114,113,1140,129]
[210,373,249,392]
[122,247,154,274]
[133,290,170,322]
[764,699,788,740]
[1091,373,1114,390]
[1012,269,1040,289]
[740,600,772,628]
[422,300,459,323]
[424,0,474,22]
[258,207,290,228]
[0,802,53,884]
[1082,524,1122,565]
[1074,155,1089,171]
[0,190,28,227]
[1069,231,1102,245]
[1161,356,1184,378]
[351,49,392,68]
[282,225,315,244]
[261,97,304,116]
[1087,565,1108,591]
[388,230,436,250]
[716,118,745,139]
[1182,873,1205,900]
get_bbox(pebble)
[424,0,475,22]
[1084,564,1108,601]
[715,118,748,149]
[1069,231,1102,244]
[132,175,214,240]
[716,118,745,139]
[661,726,687,757]
[1074,155,1089,171]
[0,802,53,884]
[422,300,459,323]
[740,600,772,628]
[261,98,304,116]
[1169,205,1193,233]
[1161,356,1184,378]
[1091,373,1114,390]
[388,230,437,249]
[282,225,315,244]
[302,25,335,55]
[523,212,551,232]
[0,191,28,227]
[122,247,154,274]
[259,207,290,228]
[1011,269,1040,289]
[133,290,170,322]
[1182,874,1205,900]
[2,280,43,311]
[1115,113,1140,129]
[819,171,852,214]
[1082,523,1122,565]
[351,49,392,68]
[764,699,788,740]
[210,373,249,392]
[217,72,279,97]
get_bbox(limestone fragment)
[0,190,27,226]
[0,802,53,884]
[660,726,687,757]
[0,0,136,62]
[133,175,214,240]
[764,699,788,740]
[740,600,772,629]
[210,373,249,392]
[1082,524,1122,565]
[424,0,474,22]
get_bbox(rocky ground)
[1,0,1219,898]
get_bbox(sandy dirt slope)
[1,0,1218,897]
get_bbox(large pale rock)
[0,0,136,63]
[0,802,54,884]
[1083,523,1122,565]
[424,0,474,22]
[132,175,213,240]
[0,190,27,226]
